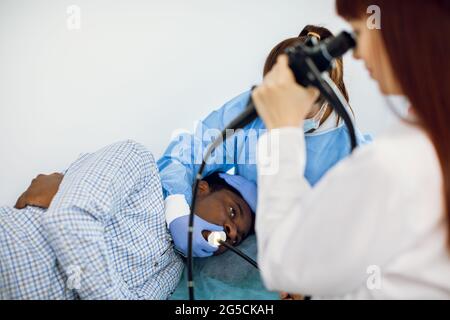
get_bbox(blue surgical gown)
[157,90,371,204]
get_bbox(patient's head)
[194,172,254,255]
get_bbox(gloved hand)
[219,173,257,212]
[169,214,223,258]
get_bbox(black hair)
[201,172,241,197]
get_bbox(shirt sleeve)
[256,128,414,296]
[157,91,252,223]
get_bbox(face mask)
[303,103,328,133]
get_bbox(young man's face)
[195,181,253,255]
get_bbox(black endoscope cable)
[218,240,259,269]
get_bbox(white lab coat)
[256,118,450,299]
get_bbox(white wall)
[0,0,394,205]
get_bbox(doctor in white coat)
[252,0,450,299]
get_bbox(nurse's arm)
[157,91,251,224]
[256,128,413,297]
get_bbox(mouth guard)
[207,231,227,247]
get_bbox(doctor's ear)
[196,181,211,196]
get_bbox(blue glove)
[219,173,257,213]
[169,214,224,258]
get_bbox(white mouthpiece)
[208,231,227,247]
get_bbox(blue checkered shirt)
[0,140,183,299]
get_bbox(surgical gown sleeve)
[157,91,252,224]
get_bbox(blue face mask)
[303,103,328,133]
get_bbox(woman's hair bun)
[299,25,334,40]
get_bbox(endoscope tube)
[218,240,259,270]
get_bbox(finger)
[252,92,266,121]
[276,54,289,66]
[194,249,213,258]
[263,56,288,83]
[252,86,266,111]
[19,194,49,209]
[279,292,289,299]
[51,172,64,181]
[272,55,290,76]
[273,55,298,85]
[200,249,214,257]
[26,200,47,209]
[193,240,216,257]
[197,237,219,253]
[14,193,27,209]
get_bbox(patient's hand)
[15,173,64,209]
[280,292,304,300]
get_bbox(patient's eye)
[228,207,236,219]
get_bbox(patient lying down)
[1,140,254,299]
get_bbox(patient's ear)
[196,181,211,196]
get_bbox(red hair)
[337,0,450,247]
